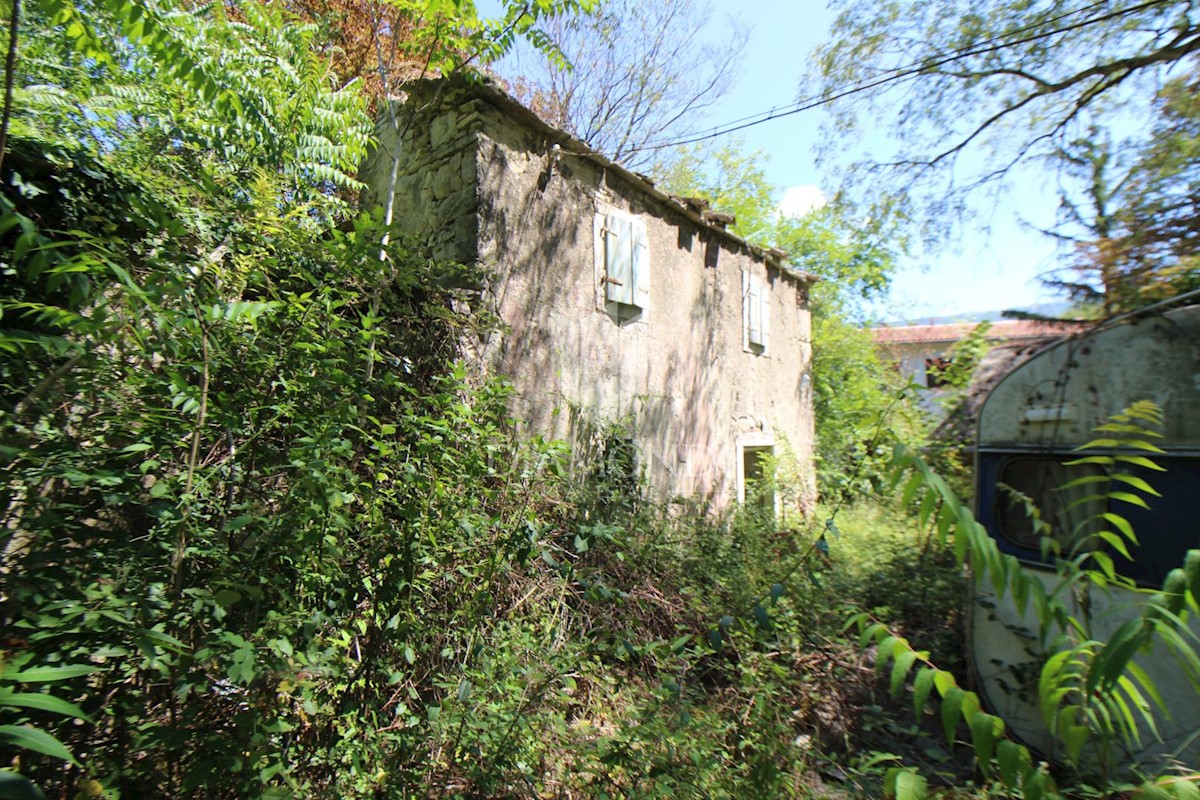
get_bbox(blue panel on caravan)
[977,451,1200,588]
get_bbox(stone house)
[362,76,817,510]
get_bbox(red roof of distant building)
[871,320,1073,345]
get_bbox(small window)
[996,457,1104,557]
[743,271,770,355]
[600,210,650,317]
[592,436,639,513]
[925,357,952,388]
[600,437,637,494]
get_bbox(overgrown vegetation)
[0,1,956,796]
[6,1,1200,799]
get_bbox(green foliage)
[21,1,1200,798]
[402,0,595,77]
[831,502,965,676]
[0,0,601,797]
[1045,78,1200,315]
[930,321,991,395]
[808,0,1200,239]
[656,140,904,311]
[811,316,923,498]
[0,646,98,798]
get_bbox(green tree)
[1042,74,1200,314]
[0,0,597,796]
[657,141,900,308]
[808,1,1200,230]
[1038,131,1131,316]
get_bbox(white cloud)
[779,185,827,219]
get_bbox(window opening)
[741,445,775,516]
[600,210,650,319]
[591,436,639,514]
[925,356,952,388]
[996,457,1104,557]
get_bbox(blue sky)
[485,0,1071,321]
[690,0,1068,321]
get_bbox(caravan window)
[995,457,1105,556]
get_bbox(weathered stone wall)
[363,79,817,510]
[361,94,483,262]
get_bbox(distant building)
[872,320,1071,413]
[361,76,818,510]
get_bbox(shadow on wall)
[477,130,731,500]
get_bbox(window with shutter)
[598,209,650,318]
[743,271,769,355]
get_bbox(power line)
[625,0,1177,154]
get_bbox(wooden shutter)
[632,218,650,311]
[759,278,770,353]
[743,271,769,352]
[605,213,635,305]
[744,271,762,347]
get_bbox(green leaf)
[969,712,1003,769]
[1186,550,1200,603]
[912,667,936,717]
[996,739,1026,789]
[941,686,965,744]
[1112,472,1162,496]
[1113,454,1166,471]
[222,515,255,532]
[1126,660,1167,715]
[1060,715,1088,765]
[1156,778,1200,800]
[1101,512,1137,541]
[887,768,927,800]
[1064,455,1115,467]
[0,769,47,800]
[1162,568,1189,615]
[1109,491,1151,509]
[1098,531,1134,560]
[0,726,76,764]
[1090,550,1117,580]
[0,693,91,723]
[875,636,897,671]
[1058,473,1109,490]
[8,665,96,683]
[1089,618,1147,693]
[752,604,770,630]
[890,649,917,697]
[1024,767,1046,800]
